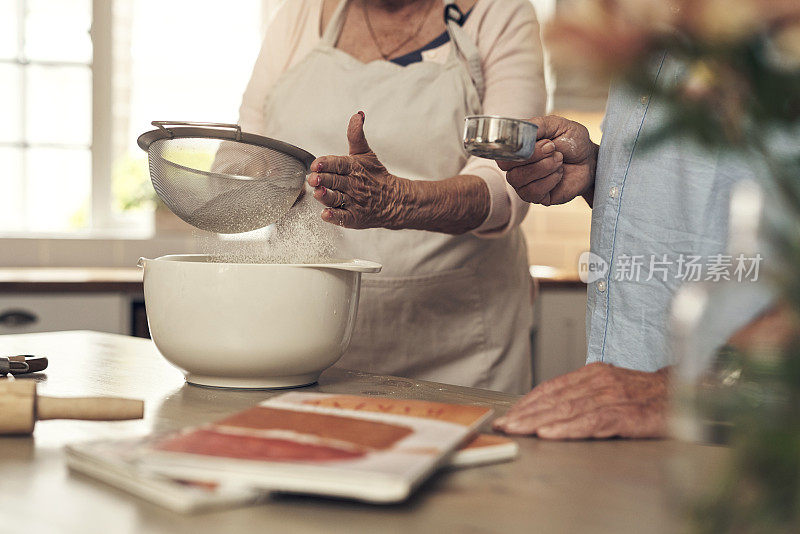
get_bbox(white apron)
[258,0,532,393]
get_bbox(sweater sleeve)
[465,0,547,237]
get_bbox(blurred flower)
[678,0,761,43]
[771,21,800,69]
[677,61,749,142]
[675,0,800,41]
[547,0,800,78]
[545,0,676,74]
[756,0,800,26]
[682,61,717,101]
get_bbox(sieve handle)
[151,121,242,141]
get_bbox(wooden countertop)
[0,331,722,533]
[0,266,583,293]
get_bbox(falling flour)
[195,191,340,264]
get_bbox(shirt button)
[640,95,649,105]
[597,280,607,293]
[609,186,619,199]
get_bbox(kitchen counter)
[0,331,723,534]
[0,266,583,293]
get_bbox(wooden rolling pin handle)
[37,396,144,421]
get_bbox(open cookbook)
[66,392,518,512]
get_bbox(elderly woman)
[238,0,546,394]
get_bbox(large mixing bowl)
[138,254,381,389]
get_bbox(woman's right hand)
[498,116,598,206]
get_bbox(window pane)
[0,0,19,59]
[26,147,90,232]
[26,65,91,145]
[114,0,263,225]
[25,0,92,63]
[127,0,263,132]
[0,64,22,143]
[0,148,24,233]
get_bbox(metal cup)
[463,116,538,161]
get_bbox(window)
[0,0,276,236]
[0,0,93,234]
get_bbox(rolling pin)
[0,380,144,435]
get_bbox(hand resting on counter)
[493,362,670,440]
[493,307,794,440]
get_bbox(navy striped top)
[390,7,473,66]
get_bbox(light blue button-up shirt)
[586,54,773,371]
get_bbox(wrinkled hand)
[308,112,412,229]
[493,362,669,440]
[499,115,598,206]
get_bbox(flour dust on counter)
[194,193,340,264]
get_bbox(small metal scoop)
[463,116,538,161]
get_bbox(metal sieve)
[137,121,315,234]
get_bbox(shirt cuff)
[473,170,512,234]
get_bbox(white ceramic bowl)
[138,254,381,389]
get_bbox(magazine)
[67,393,517,511]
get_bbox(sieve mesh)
[147,135,308,234]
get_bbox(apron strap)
[442,1,485,101]
[321,0,351,47]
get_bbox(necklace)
[361,0,437,61]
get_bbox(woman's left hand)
[308,112,414,229]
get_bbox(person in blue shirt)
[493,56,777,439]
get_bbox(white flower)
[769,22,800,70]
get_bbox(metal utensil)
[2,355,48,375]
[463,116,538,161]
[137,121,315,234]
[0,358,28,375]
[0,355,49,375]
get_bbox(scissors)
[0,355,48,376]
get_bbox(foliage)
[111,148,217,213]
[68,197,89,230]
[112,153,154,212]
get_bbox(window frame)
[91,0,115,232]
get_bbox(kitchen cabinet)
[533,286,588,384]
[0,294,131,335]
[0,268,145,337]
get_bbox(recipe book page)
[66,437,264,514]
[66,431,517,513]
[139,392,493,503]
